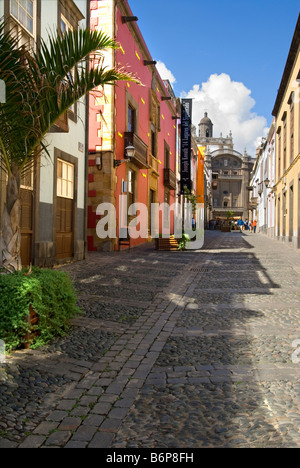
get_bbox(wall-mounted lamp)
[114,145,135,168]
[95,155,103,171]
[122,16,138,23]
[89,151,103,171]
[264,178,270,188]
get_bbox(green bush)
[178,233,191,251]
[0,267,80,351]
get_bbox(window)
[213,198,218,207]
[224,159,228,167]
[277,127,282,179]
[128,105,136,133]
[57,159,74,199]
[164,143,170,169]
[10,0,34,35]
[283,115,287,172]
[224,201,228,208]
[290,99,294,162]
[21,167,33,190]
[128,169,135,206]
[60,13,76,114]
[61,14,73,35]
[151,125,156,157]
[164,191,170,228]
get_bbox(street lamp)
[114,145,135,168]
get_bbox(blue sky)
[129,0,300,154]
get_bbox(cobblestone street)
[1,231,300,448]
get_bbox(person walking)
[252,219,257,233]
[238,217,244,232]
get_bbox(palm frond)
[0,23,141,174]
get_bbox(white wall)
[39,0,87,210]
[0,0,4,19]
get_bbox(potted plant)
[221,211,234,232]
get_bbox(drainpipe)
[84,0,90,259]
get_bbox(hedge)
[0,267,80,351]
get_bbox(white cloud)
[156,60,176,85]
[181,73,269,156]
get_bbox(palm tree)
[0,22,139,272]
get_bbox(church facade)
[196,113,255,222]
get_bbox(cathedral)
[196,113,255,223]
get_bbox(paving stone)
[33,421,59,435]
[19,435,46,448]
[88,432,115,448]
[45,431,72,447]
[58,417,82,431]
[71,425,97,442]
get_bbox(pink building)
[88,0,178,251]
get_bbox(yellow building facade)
[272,14,300,248]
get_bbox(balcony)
[164,168,176,190]
[124,132,148,169]
[250,197,258,206]
[149,153,159,175]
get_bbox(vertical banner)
[180,99,192,194]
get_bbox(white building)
[250,120,276,237]
[0,0,88,266]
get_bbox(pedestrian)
[252,219,257,233]
[249,220,252,232]
[238,217,244,232]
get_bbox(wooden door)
[20,188,33,267]
[56,196,73,259]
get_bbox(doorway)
[289,183,294,242]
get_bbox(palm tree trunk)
[2,171,22,272]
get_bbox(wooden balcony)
[124,132,148,169]
[163,168,176,190]
[149,153,159,174]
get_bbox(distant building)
[250,121,276,237]
[196,113,255,222]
